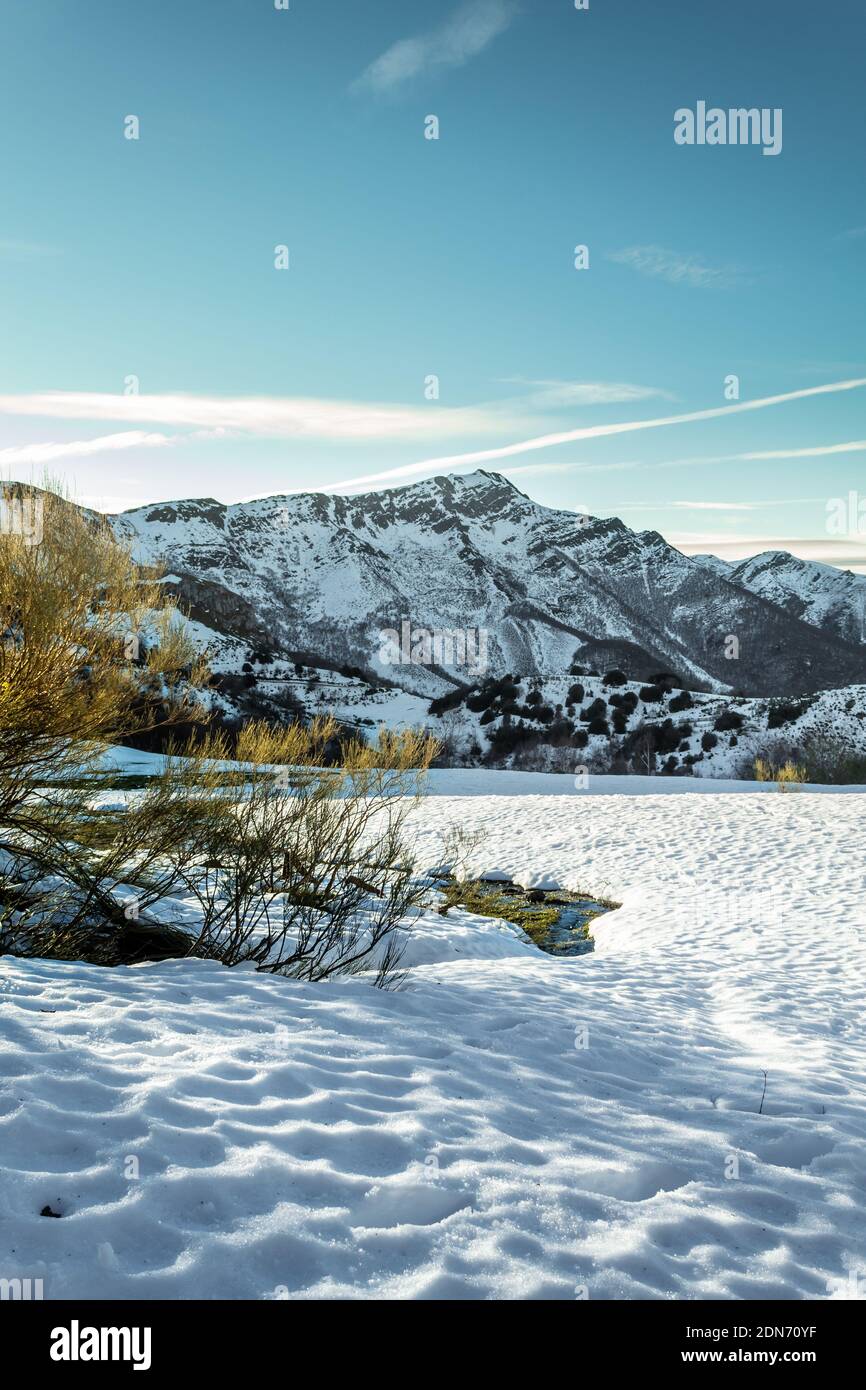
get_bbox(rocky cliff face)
[109,470,866,699]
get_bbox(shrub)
[668,690,692,713]
[701,731,718,751]
[798,734,866,786]
[572,729,589,749]
[465,676,521,713]
[588,716,609,736]
[437,823,487,882]
[640,684,665,703]
[494,677,521,703]
[652,719,683,755]
[486,721,537,757]
[428,687,465,717]
[465,690,491,713]
[767,698,813,730]
[567,682,585,705]
[777,761,807,789]
[755,756,807,790]
[0,488,438,986]
[544,718,575,745]
[714,710,744,732]
[602,669,627,686]
[0,485,209,962]
[167,721,438,983]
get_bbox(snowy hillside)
[107,472,866,702]
[436,674,866,779]
[693,551,866,646]
[728,552,866,648]
[2,772,863,1300]
[268,664,866,781]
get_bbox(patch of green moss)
[438,880,597,950]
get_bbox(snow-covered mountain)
[109,471,866,703]
[725,551,866,647]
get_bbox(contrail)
[0,430,171,465]
[317,376,866,493]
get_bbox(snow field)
[0,773,864,1299]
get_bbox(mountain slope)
[727,551,866,647]
[109,471,866,700]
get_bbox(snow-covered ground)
[1,772,864,1300]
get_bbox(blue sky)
[0,0,864,566]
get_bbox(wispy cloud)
[605,244,747,290]
[497,379,671,409]
[618,497,825,513]
[0,391,538,443]
[354,0,517,94]
[500,460,640,478]
[738,440,866,461]
[316,377,866,493]
[0,431,172,465]
[646,440,866,472]
[496,439,866,481]
[671,500,756,511]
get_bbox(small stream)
[459,878,611,956]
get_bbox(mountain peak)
[412,468,523,498]
[452,468,517,489]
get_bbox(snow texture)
[1,772,864,1300]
